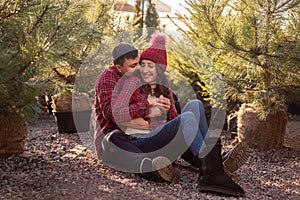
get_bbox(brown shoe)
[223,142,250,175]
[140,156,181,183]
[152,156,181,183]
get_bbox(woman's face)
[140,60,157,84]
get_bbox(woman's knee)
[182,99,204,112]
[180,111,195,120]
[189,99,204,108]
[180,112,198,128]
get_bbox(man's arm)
[112,76,151,123]
[95,70,117,124]
[119,118,149,129]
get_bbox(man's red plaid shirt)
[94,65,178,136]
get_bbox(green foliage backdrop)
[175,0,300,118]
[0,0,113,122]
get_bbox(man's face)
[116,56,140,76]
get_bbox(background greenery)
[0,0,113,123]
[1,0,299,125]
[175,0,300,118]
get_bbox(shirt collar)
[111,65,123,77]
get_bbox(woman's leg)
[130,115,182,159]
[180,102,244,196]
[181,99,208,139]
[131,111,205,161]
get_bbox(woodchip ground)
[0,114,299,200]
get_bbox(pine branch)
[0,0,29,22]
[14,1,72,78]
[167,13,196,36]
[81,3,109,57]
[274,0,299,13]
[15,24,61,77]
[52,67,75,84]
[28,4,49,35]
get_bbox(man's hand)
[120,118,149,129]
[148,106,162,118]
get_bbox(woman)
[123,59,178,135]
[112,34,245,197]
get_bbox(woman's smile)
[140,60,157,83]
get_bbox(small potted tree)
[51,85,92,133]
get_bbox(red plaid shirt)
[94,65,151,135]
[112,77,179,130]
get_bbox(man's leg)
[96,130,144,172]
[95,130,178,182]
[129,110,211,181]
[222,141,250,175]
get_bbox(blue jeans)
[130,99,208,157]
[97,99,208,173]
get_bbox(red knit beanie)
[140,34,168,72]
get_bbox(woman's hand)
[147,94,170,116]
[147,95,158,106]
[156,95,171,113]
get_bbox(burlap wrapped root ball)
[237,103,288,150]
[0,115,28,158]
[51,92,91,112]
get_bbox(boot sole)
[199,184,245,197]
[152,156,181,183]
[223,141,250,175]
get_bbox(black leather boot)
[181,148,203,174]
[198,138,245,197]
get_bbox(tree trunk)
[0,115,28,158]
[237,103,288,150]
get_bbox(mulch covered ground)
[0,113,299,200]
